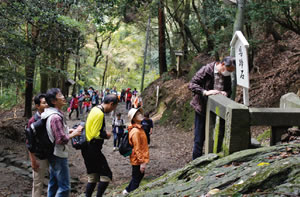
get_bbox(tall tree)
[158,0,167,75]
[231,0,246,100]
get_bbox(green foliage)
[0,87,20,109]
[257,129,271,143]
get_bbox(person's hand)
[69,127,82,138]
[106,132,112,139]
[204,90,221,96]
[140,163,146,173]
[220,91,227,96]
[31,160,40,172]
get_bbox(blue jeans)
[48,155,70,197]
[193,112,206,160]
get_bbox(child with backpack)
[69,93,79,120]
[112,113,125,151]
[122,108,149,195]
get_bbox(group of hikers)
[68,87,143,120]
[26,55,236,197]
[26,86,153,197]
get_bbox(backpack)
[71,124,87,150]
[127,92,132,100]
[72,98,79,108]
[118,130,132,157]
[25,115,56,160]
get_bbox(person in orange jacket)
[122,108,149,195]
[133,94,143,109]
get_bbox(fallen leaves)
[257,162,270,166]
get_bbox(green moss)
[181,101,195,130]
[257,129,271,143]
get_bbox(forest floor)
[0,102,193,197]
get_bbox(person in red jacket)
[69,93,79,120]
[125,88,132,110]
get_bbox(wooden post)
[175,51,183,78]
[223,105,250,156]
[155,85,159,108]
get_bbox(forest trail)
[0,102,193,196]
[68,101,193,194]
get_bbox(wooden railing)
[205,93,300,156]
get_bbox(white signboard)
[230,31,250,106]
[230,31,249,88]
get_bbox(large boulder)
[110,144,300,196]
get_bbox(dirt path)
[68,102,193,194]
[0,102,193,196]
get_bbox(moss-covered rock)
[108,144,300,196]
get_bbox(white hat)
[128,108,143,123]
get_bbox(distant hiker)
[141,112,153,145]
[83,93,91,113]
[81,94,118,197]
[132,88,138,96]
[88,87,94,97]
[110,86,117,95]
[123,108,149,195]
[43,88,82,197]
[130,93,136,109]
[112,113,125,151]
[69,93,79,120]
[133,94,143,109]
[125,88,132,110]
[188,56,235,160]
[91,91,99,108]
[78,90,85,115]
[27,94,48,197]
[120,89,126,102]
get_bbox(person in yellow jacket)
[122,108,149,195]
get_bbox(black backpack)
[71,123,87,150]
[119,130,132,157]
[25,115,57,160]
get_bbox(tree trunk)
[24,45,37,118]
[158,0,167,76]
[50,52,58,88]
[183,0,190,60]
[72,36,80,95]
[24,24,39,118]
[141,15,151,92]
[231,0,246,100]
[101,37,112,90]
[40,54,49,93]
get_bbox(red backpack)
[72,98,79,108]
[127,92,132,100]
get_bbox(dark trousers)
[69,108,79,119]
[126,100,131,110]
[145,132,150,144]
[193,112,206,160]
[126,165,144,193]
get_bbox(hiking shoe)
[113,147,117,151]
[122,189,129,195]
